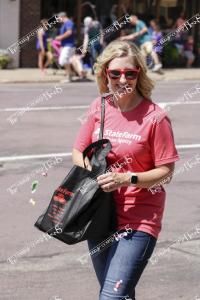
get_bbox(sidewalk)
[0,67,199,83]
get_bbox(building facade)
[0,0,20,67]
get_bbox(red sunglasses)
[106,68,140,80]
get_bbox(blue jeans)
[87,230,157,300]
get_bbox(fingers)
[84,157,92,171]
[101,181,116,190]
[97,172,123,185]
[97,172,113,185]
[101,183,117,193]
[97,172,118,192]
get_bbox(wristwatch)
[129,172,138,185]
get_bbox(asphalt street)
[0,80,200,300]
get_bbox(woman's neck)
[113,91,143,112]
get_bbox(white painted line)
[1,100,200,113]
[158,101,200,109]
[1,144,200,162]
[156,80,200,83]
[0,153,71,162]
[0,105,89,112]
[176,144,200,149]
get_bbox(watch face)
[131,175,138,184]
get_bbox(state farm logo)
[94,128,141,142]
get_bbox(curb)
[0,79,96,84]
[1,78,199,84]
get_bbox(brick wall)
[20,0,41,67]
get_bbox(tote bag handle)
[98,97,105,140]
[83,97,109,168]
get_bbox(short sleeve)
[65,20,73,31]
[138,21,145,30]
[73,99,100,152]
[84,26,89,35]
[149,116,179,166]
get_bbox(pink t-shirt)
[73,96,179,238]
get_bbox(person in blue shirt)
[56,12,75,82]
[120,15,162,71]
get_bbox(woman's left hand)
[97,172,131,192]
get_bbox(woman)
[72,41,179,300]
[149,19,163,71]
[36,19,52,73]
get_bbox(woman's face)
[106,56,139,95]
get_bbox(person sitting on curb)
[183,35,195,68]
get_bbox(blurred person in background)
[149,19,163,69]
[69,49,87,81]
[172,11,186,30]
[82,16,103,72]
[56,12,75,82]
[36,19,52,74]
[183,35,195,68]
[120,15,162,72]
[171,11,187,55]
[48,37,87,80]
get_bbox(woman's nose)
[119,74,127,84]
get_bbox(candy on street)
[31,180,39,193]
[29,198,36,206]
[42,172,48,177]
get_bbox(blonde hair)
[94,40,154,99]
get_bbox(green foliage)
[0,55,11,69]
[162,42,180,67]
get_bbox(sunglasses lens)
[109,70,121,79]
[107,69,139,80]
[125,70,138,79]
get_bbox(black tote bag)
[34,97,117,244]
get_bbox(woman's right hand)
[72,148,92,170]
